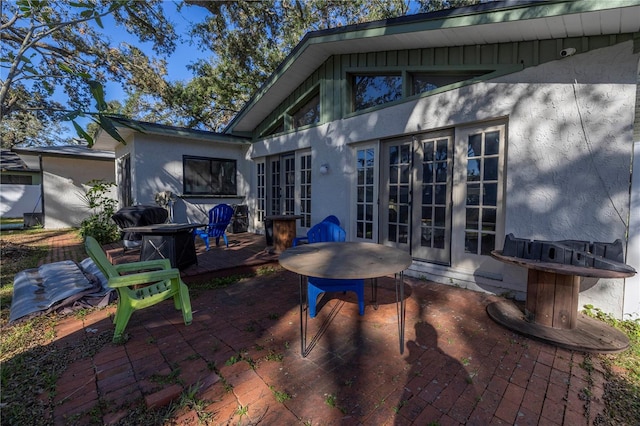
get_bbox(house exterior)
[95,0,640,319]
[11,146,115,229]
[0,149,42,221]
[93,119,251,223]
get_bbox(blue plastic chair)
[305,221,365,318]
[292,215,340,247]
[194,204,234,250]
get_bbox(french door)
[452,124,506,276]
[268,153,295,215]
[379,123,505,272]
[380,131,453,265]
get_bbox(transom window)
[183,156,237,196]
[292,94,320,129]
[352,74,402,111]
[410,72,488,95]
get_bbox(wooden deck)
[103,232,280,282]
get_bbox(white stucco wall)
[625,140,640,320]
[249,41,638,317]
[42,156,116,229]
[0,184,42,217]
[118,134,250,225]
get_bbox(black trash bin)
[264,218,273,246]
[231,205,249,234]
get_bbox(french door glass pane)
[421,137,449,250]
[464,130,501,255]
[356,147,375,240]
[299,154,312,227]
[256,162,265,222]
[270,160,281,215]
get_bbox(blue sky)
[61,2,208,141]
[100,2,208,103]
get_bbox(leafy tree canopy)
[1,0,482,145]
[156,0,481,132]
[1,0,176,148]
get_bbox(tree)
[0,0,176,147]
[165,0,482,132]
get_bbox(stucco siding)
[248,41,637,317]
[125,134,250,224]
[42,156,115,229]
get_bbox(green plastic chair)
[84,236,192,342]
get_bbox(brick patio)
[38,232,608,425]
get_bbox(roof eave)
[93,117,251,151]
[224,0,640,134]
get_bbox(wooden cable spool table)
[489,250,635,353]
[279,242,412,357]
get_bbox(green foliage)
[583,305,640,382]
[269,385,291,403]
[2,0,485,142]
[170,0,484,131]
[1,0,176,147]
[78,180,119,244]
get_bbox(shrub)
[79,180,120,244]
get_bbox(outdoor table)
[279,241,412,357]
[265,215,302,252]
[488,250,635,353]
[124,223,205,270]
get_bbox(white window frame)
[351,142,379,242]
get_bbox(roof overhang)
[12,145,115,161]
[93,117,251,151]
[225,0,640,134]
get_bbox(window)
[299,153,312,228]
[117,154,132,207]
[352,74,402,111]
[263,119,285,137]
[1,174,32,184]
[183,156,237,196]
[464,130,501,256]
[256,161,265,222]
[411,72,490,95]
[283,155,295,214]
[292,94,320,128]
[356,147,375,240]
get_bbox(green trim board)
[226,0,640,135]
[252,33,633,140]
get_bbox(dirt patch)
[0,240,39,263]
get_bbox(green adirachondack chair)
[84,236,192,342]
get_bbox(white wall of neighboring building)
[41,156,116,229]
[248,41,638,318]
[0,184,42,217]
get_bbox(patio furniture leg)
[371,277,378,309]
[395,272,405,354]
[299,274,308,357]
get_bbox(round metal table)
[279,242,412,356]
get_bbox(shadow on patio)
[49,232,603,425]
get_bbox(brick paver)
[24,232,617,424]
